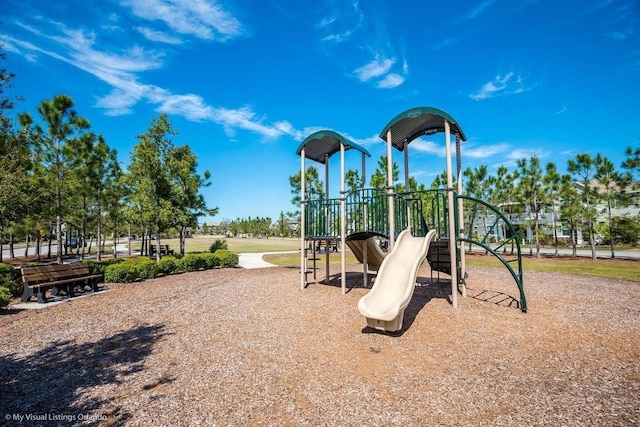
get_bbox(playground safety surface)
[1,263,638,426]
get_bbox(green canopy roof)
[379,106,467,151]
[296,130,371,164]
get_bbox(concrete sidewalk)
[238,251,297,269]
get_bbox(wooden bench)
[149,244,175,257]
[21,263,104,304]
[315,240,338,252]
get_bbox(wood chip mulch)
[0,263,638,426]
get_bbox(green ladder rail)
[456,195,527,312]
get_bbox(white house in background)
[477,180,639,246]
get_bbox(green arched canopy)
[379,106,467,150]
[296,130,371,164]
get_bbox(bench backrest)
[21,263,91,285]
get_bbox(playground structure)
[296,107,527,329]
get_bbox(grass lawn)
[263,250,640,282]
[39,235,636,282]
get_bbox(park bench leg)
[36,287,48,304]
[21,286,34,303]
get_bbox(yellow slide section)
[345,237,387,271]
[358,229,437,332]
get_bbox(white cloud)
[377,73,405,89]
[354,56,395,82]
[467,0,498,19]
[470,72,534,100]
[464,143,510,159]
[507,148,549,160]
[411,140,445,156]
[136,27,183,44]
[120,0,244,41]
[10,22,296,140]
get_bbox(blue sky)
[3,0,639,224]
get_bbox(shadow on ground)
[0,323,169,425]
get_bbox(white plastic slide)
[345,237,386,271]
[358,228,437,332]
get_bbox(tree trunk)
[9,234,14,258]
[56,183,63,264]
[588,220,597,261]
[552,210,559,257]
[25,234,30,258]
[97,215,102,262]
[608,203,615,259]
[156,229,161,262]
[35,234,41,261]
[180,227,186,256]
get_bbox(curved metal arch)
[296,130,371,164]
[379,106,467,150]
[456,195,527,312]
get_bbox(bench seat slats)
[21,263,104,304]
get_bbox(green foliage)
[157,256,179,274]
[179,253,207,272]
[214,249,239,268]
[209,239,228,253]
[0,263,21,296]
[104,257,158,283]
[0,286,10,309]
[200,252,219,269]
[85,258,124,275]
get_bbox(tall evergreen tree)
[567,153,600,260]
[167,145,218,255]
[595,154,623,258]
[542,162,562,256]
[124,113,176,261]
[19,95,91,263]
[516,157,544,257]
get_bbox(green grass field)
[73,235,640,283]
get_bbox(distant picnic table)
[149,244,174,257]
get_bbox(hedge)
[0,263,21,296]
[213,249,239,268]
[102,250,238,283]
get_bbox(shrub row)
[0,263,21,309]
[103,249,238,283]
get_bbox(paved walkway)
[238,251,298,269]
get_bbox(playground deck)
[1,265,637,425]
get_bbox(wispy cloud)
[467,0,498,20]
[555,106,567,114]
[120,0,245,41]
[464,143,510,159]
[411,140,445,156]
[507,148,550,160]
[10,17,299,140]
[354,55,395,82]
[470,72,534,100]
[377,73,405,89]
[318,1,408,89]
[136,27,183,44]
[317,1,363,44]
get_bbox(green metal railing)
[456,195,527,312]
[303,189,526,311]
